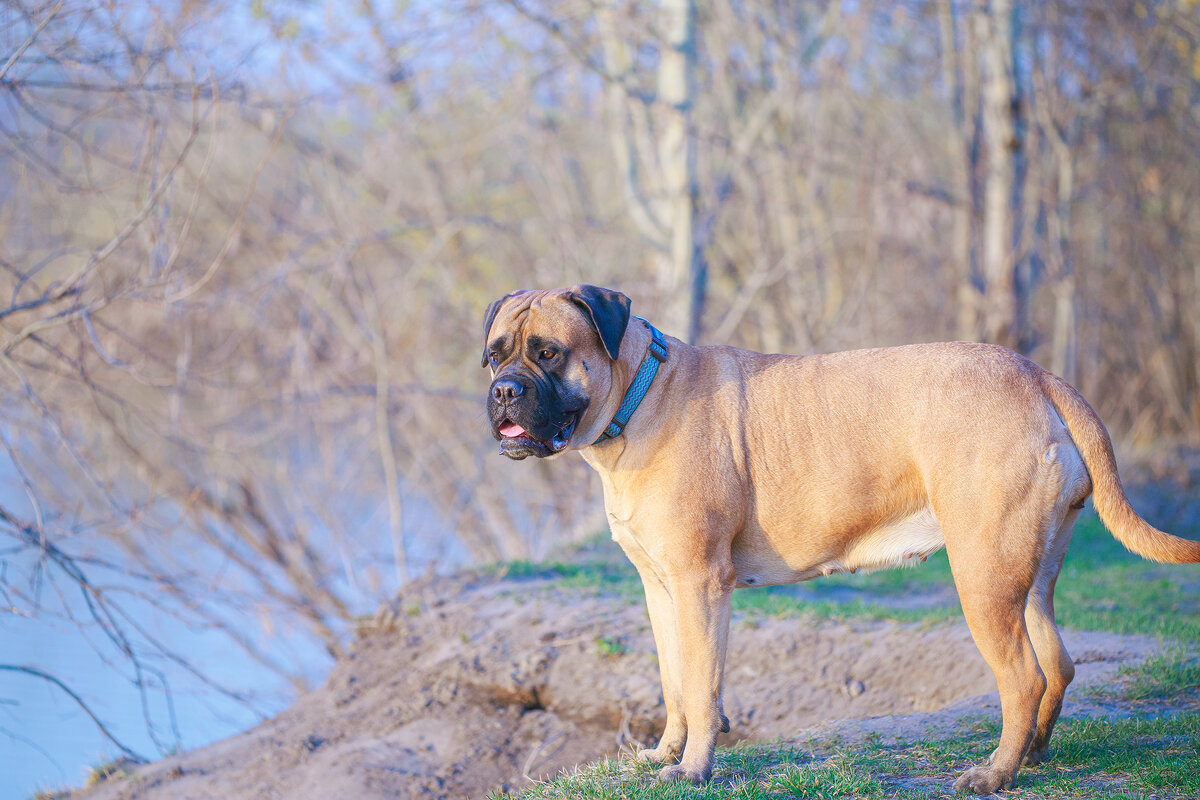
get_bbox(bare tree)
[968,0,1024,349]
[4,0,1200,786]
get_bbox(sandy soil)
[67,571,1165,800]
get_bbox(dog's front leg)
[633,573,687,765]
[658,571,733,785]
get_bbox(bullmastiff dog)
[481,285,1200,793]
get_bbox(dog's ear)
[567,285,631,361]
[482,290,528,367]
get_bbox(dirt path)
[67,573,1168,800]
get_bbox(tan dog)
[481,285,1200,794]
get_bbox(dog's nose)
[491,377,525,403]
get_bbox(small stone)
[846,680,866,697]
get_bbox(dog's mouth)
[497,413,579,458]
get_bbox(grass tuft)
[26,789,65,800]
[594,635,630,658]
[84,755,133,787]
[1115,647,1200,701]
[766,756,883,799]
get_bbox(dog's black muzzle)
[487,371,582,460]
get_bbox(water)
[1,616,293,797]
[0,476,451,799]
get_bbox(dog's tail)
[1039,370,1200,563]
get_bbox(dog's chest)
[588,463,666,579]
[607,512,672,582]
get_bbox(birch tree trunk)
[663,0,707,343]
[940,0,981,343]
[972,0,1023,350]
[599,0,704,341]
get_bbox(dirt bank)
[67,571,1163,800]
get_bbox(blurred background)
[1,0,1198,796]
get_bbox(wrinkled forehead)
[490,290,597,351]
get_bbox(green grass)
[1053,515,1200,642]
[728,591,962,625]
[487,512,1200,705]
[1115,647,1200,701]
[486,558,641,596]
[490,513,1200,640]
[595,635,631,657]
[486,511,1200,800]
[495,712,1200,799]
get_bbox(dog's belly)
[731,507,945,588]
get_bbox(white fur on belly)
[820,507,945,576]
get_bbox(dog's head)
[482,285,631,459]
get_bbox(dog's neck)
[578,320,687,470]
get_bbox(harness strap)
[592,317,667,445]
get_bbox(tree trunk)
[598,0,704,342]
[941,0,982,343]
[1045,106,1078,385]
[657,0,704,341]
[973,0,1023,350]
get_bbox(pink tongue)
[499,422,526,438]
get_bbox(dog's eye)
[539,349,556,361]
[488,352,499,365]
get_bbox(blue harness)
[592,317,668,445]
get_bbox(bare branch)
[0,0,64,83]
[0,665,145,761]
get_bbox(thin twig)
[522,731,566,782]
[0,0,65,83]
[0,665,144,761]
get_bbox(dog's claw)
[1022,747,1049,766]
[658,763,709,785]
[635,744,681,766]
[953,765,1014,795]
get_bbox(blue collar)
[592,317,667,445]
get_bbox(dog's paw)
[953,765,1014,795]
[635,743,682,766]
[658,763,710,785]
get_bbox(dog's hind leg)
[1022,508,1079,765]
[944,521,1046,794]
